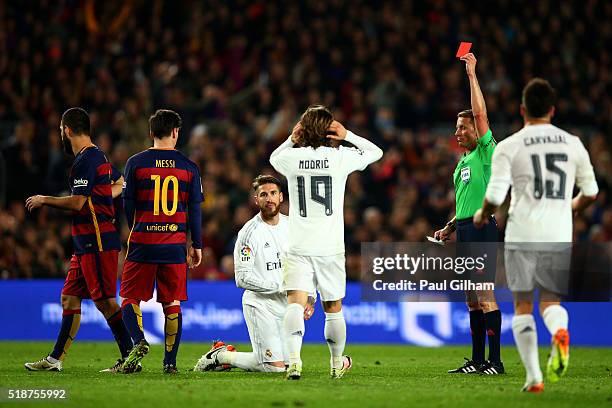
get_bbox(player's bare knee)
[287,290,309,307]
[322,300,342,313]
[94,298,119,317]
[61,295,81,310]
[162,300,181,308]
[479,301,498,313]
[466,301,481,311]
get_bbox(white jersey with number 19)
[270,131,383,256]
[485,124,598,243]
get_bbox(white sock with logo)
[512,314,543,384]
[324,310,347,369]
[283,303,305,366]
[542,304,568,336]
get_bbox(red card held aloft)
[456,42,472,58]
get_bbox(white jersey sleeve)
[341,131,384,173]
[269,136,295,176]
[233,218,281,295]
[485,140,514,206]
[575,141,599,197]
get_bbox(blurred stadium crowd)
[0,0,611,280]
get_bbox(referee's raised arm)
[432,51,503,376]
[461,53,489,138]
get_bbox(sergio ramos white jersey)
[485,124,598,242]
[234,213,289,315]
[270,131,383,256]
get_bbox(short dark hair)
[149,109,182,139]
[522,78,556,118]
[61,107,90,135]
[252,175,282,192]
[299,105,334,149]
[457,109,475,126]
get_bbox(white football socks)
[542,304,569,336]
[283,303,305,366]
[512,314,543,384]
[217,351,285,372]
[324,310,347,369]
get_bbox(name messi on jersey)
[299,159,329,169]
[155,159,176,168]
[523,134,567,146]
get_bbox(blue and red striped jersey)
[123,148,204,264]
[69,146,121,254]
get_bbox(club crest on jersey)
[460,166,471,184]
[240,245,252,261]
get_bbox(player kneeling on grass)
[270,106,383,380]
[119,109,204,374]
[194,175,315,373]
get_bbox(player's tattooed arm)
[25,194,87,212]
[461,53,489,138]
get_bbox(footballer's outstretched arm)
[25,194,87,212]
[461,53,489,137]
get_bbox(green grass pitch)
[1,342,610,407]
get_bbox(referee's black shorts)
[456,216,498,299]
[456,216,498,243]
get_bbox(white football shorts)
[282,253,346,301]
[504,248,571,295]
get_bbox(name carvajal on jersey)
[524,134,568,146]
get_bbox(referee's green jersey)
[453,129,496,220]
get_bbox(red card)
[456,42,472,58]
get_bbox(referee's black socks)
[469,309,486,363]
[484,310,502,363]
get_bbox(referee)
[434,52,503,375]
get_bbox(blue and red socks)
[50,309,81,361]
[163,305,182,366]
[121,300,145,344]
[106,309,133,359]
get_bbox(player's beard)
[61,135,73,156]
[261,203,280,220]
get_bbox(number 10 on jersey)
[296,175,333,217]
[150,174,178,215]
